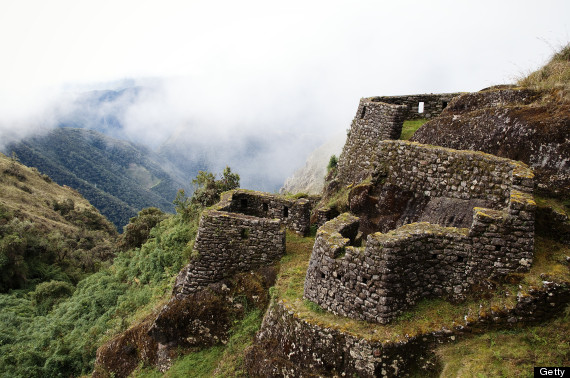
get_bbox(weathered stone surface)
[94,267,277,377]
[411,87,570,197]
[174,189,312,296]
[305,140,536,324]
[336,93,462,186]
[247,281,569,377]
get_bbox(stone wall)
[247,281,569,377]
[371,93,462,120]
[228,189,311,236]
[410,88,570,197]
[336,93,461,186]
[174,190,311,296]
[304,141,536,324]
[336,98,407,185]
[173,191,284,296]
[375,140,533,206]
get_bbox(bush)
[119,208,167,251]
[31,280,75,315]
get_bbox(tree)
[191,166,240,207]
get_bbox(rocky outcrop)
[411,87,570,197]
[280,132,345,195]
[93,267,277,377]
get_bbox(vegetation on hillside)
[0,153,116,292]
[5,127,189,229]
[0,166,238,377]
[518,43,570,100]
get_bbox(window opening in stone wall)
[240,228,250,239]
[442,101,448,109]
[283,206,289,218]
[263,203,268,212]
[418,101,424,113]
[240,198,248,208]
[360,106,367,119]
[457,256,464,262]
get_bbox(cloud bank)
[0,0,568,190]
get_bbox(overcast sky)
[0,0,568,188]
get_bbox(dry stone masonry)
[248,280,569,377]
[174,190,311,296]
[336,93,461,186]
[371,93,462,120]
[305,140,536,324]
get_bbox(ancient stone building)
[304,140,535,324]
[174,189,311,296]
[336,93,462,186]
[371,93,462,120]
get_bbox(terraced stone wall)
[305,141,536,323]
[336,93,462,186]
[336,99,407,185]
[248,282,569,377]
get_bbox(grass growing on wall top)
[275,229,569,346]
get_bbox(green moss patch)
[400,119,428,140]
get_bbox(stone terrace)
[304,140,536,324]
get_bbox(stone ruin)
[336,93,461,186]
[304,140,535,324]
[174,189,311,296]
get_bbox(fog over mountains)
[1,82,340,227]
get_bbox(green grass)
[535,195,570,217]
[273,229,569,350]
[436,307,570,377]
[400,119,428,140]
[134,308,264,377]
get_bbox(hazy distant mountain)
[5,128,189,229]
[280,132,345,195]
[54,87,143,141]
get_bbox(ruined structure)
[411,87,570,197]
[336,93,461,186]
[174,189,311,296]
[371,93,461,120]
[304,140,536,324]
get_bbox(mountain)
[280,131,345,195]
[54,86,144,141]
[5,128,189,229]
[0,152,117,291]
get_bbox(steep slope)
[5,128,189,229]
[55,86,144,142]
[0,152,117,291]
[280,132,345,195]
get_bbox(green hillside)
[0,152,117,292]
[0,165,239,377]
[6,128,189,229]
